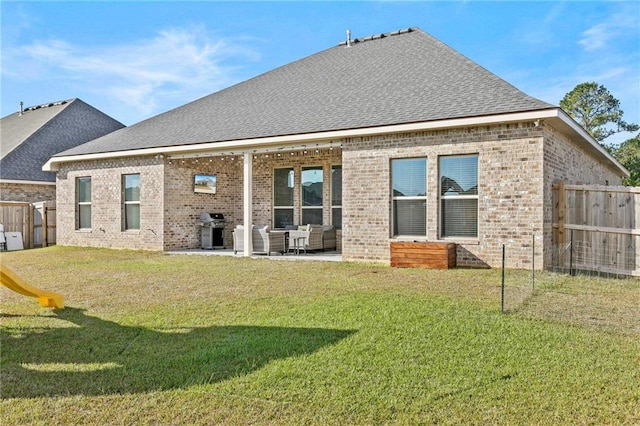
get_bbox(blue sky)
[2,1,639,145]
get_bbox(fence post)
[28,203,34,249]
[557,181,566,268]
[501,244,505,314]
[636,194,640,276]
[569,229,574,276]
[42,202,49,247]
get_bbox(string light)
[165,142,342,164]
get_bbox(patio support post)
[243,153,253,256]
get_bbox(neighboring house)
[1,98,124,202]
[44,28,627,269]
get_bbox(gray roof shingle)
[56,28,553,157]
[1,99,124,182]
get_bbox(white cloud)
[579,8,639,51]
[3,25,259,122]
[579,23,610,51]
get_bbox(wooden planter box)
[390,242,457,269]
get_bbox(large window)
[439,155,478,238]
[123,174,141,230]
[391,158,427,236]
[301,166,323,225]
[331,165,342,229]
[273,168,294,228]
[76,177,91,230]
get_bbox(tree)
[611,133,640,186]
[560,82,639,144]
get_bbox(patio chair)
[321,225,337,251]
[232,225,245,254]
[288,225,323,252]
[253,225,286,255]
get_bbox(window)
[331,165,342,229]
[77,177,91,229]
[439,155,478,238]
[391,158,427,236]
[123,174,141,230]
[273,168,294,228]
[301,166,323,225]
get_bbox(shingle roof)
[56,28,554,157]
[1,100,72,159]
[1,99,124,182]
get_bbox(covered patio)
[164,140,344,257]
[166,248,342,262]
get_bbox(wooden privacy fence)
[33,201,57,247]
[553,182,639,277]
[0,201,56,249]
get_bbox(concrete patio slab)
[166,249,342,262]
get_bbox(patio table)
[288,230,307,255]
[291,236,307,255]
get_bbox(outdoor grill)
[199,212,226,249]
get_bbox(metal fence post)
[569,229,574,276]
[501,244,505,314]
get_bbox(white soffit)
[43,108,627,177]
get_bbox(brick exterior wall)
[342,122,547,268]
[54,121,622,270]
[163,156,243,250]
[56,156,165,250]
[341,122,623,269]
[251,149,343,226]
[0,182,56,202]
[56,150,344,251]
[541,123,622,267]
[163,150,343,250]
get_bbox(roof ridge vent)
[339,27,415,47]
[22,99,70,113]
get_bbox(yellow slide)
[1,265,64,309]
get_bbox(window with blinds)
[76,177,91,230]
[273,168,294,228]
[439,155,478,238]
[123,174,141,230]
[391,158,427,236]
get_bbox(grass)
[1,246,639,425]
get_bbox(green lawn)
[1,247,638,425]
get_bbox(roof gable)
[57,28,554,157]
[1,100,72,159]
[0,99,124,182]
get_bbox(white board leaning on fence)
[5,232,24,251]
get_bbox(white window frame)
[273,167,295,228]
[76,176,91,230]
[391,158,428,237]
[122,173,141,231]
[439,154,479,239]
[301,165,323,225]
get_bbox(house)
[43,28,627,268]
[1,98,125,202]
